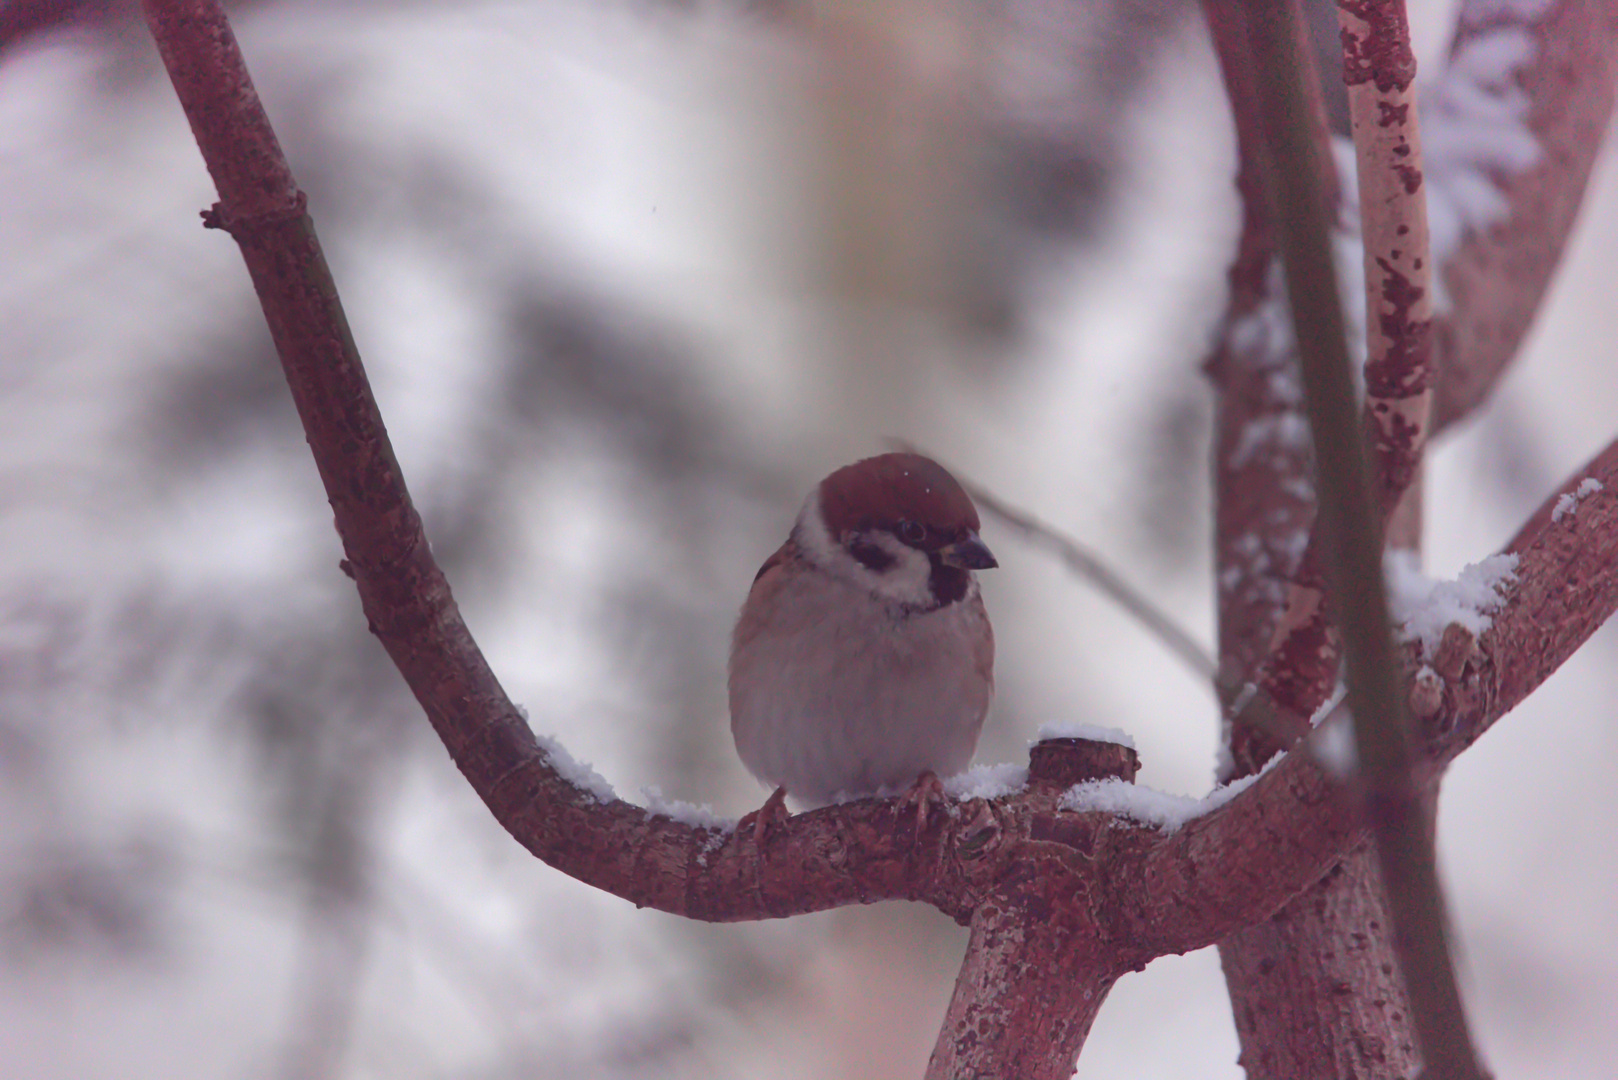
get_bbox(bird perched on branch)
[729,452,997,830]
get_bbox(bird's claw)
[896,770,948,833]
[737,787,791,848]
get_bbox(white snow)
[1230,413,1312,469]
[1458,0,1559,30]
[1280,475,1315,503]
[641,786,734,830]
[1423,26,1542,276]
[1309,704,1357,780]
[816,762,1033,805]
[1552,477,1605,523]
[534,731,619,803]
[1385,550,1519,657]
[1059,754,1280,834]
[1227,300,1291,363]
[942,762,1029,800]
[1311,682,1349,728]
[1034,721,1137,750]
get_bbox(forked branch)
[142,0,1618,1075]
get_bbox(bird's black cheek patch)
[848,538,897,573]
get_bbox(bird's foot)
[737,787,791,848]
[896,770,949,834]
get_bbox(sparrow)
[729,452,997,817]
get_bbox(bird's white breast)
[729,565,993,807]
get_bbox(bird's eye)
[896,520,927,546]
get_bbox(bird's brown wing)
[751,538,799,585]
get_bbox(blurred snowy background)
[1,0,1614,1077]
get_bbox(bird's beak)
[940,532,997,570]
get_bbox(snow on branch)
[1424,20,1543,273]
[1431,0,1618,428]
[143,2,1618,1057]
[1386,550,1518,658]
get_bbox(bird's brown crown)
[818,453,980,538]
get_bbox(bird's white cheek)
[790,492,936,608]
[828,531,936,608]
[861,539,936,607]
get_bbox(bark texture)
[1434,0,1618,430]
[142,0,1618,1074]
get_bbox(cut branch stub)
[1027,736,1140,790]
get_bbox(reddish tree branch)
[1433,0,1618,430]
[1228,0,1615,748]
[925,740,1139,1080]
[1201,0,1325,770]
[1340,0,1434,516]
[1243,0,1485,1072]
[1138,434,1618,958]
[143,0,1618,1071]
[1196,7,1416,1069]
[1199,8,1618,1067]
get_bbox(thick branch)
[1433,0,1618,430]
[1200,6,1426,1071]
[928,887,1118,1080]
[926,741,1139,1080]
[1202,0,1324,771]
[1254,0,1618,726]
[143,0,1618,1050]
[1137,436,1618,953]
[1438,437,1618,755]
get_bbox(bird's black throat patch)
[928,558,970,606]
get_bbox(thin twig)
[978,485,1219,684]
[1244,1,1486,1076]
[887,442,1217,686]
[939,457,1322,752]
